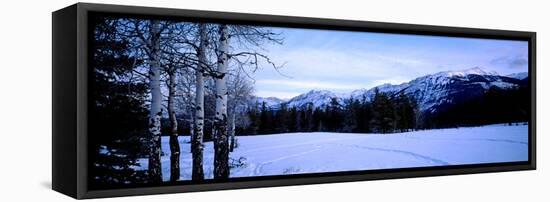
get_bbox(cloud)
[509,57,528,68]
[490,55,528,69]
[371,77,410,86]
[249,28,529,99]
[264,47,428,82]
[254,79,364,99]
[251,46,440,99]
[256,79,363,91]
[254,90,301,99]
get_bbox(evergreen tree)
[370,88,395,133]
[395,92,416,132]
[277,104,289,132]
[326,97,343,131]
[258,102,273,134]
[342,98,361,132]
[312,108,324,132]
[246,104,260,135]
[287,107,298,132]
[298,106,308,132]
[90,17,148,186]
[353,96,372,133]
[304,105,314,132]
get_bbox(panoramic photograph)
[89,15,529,188]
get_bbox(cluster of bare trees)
[106,17,282,182]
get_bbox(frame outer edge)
[66,2,537,199]
[530,32,536,170]
[52,4,79,199]
[76,3,89,199]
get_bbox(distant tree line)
[239,89,419,135]
[237,85,529,136]
[423,86,529,128]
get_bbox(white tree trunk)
[167,70,180,182]
[213,24,230,179]
[147,20,163,182]
[191,23,207,181]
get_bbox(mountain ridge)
[254,68,528,113]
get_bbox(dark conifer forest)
[235,86,528,136]
[238,89,419,135]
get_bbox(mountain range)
[253,67,528,114]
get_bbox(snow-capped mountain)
[348,82,409,102]
[284,90,344,109]
[256,67,527,114]
[384,67,524,113]
[252,96,286,108]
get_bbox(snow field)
[135,123,528,181]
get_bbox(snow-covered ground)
[135,123,528,181]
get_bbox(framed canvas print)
[52,3,536,199]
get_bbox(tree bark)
[147,20,163,183]
[213,24,230,179]
[168,70,180,182]
[191,23,207,181]
[189,122,194,153]
[229,112,236,152]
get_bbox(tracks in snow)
[252,147,322,176]
[405,136,528,145]
[337,144,450,166]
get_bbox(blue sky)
[245,27,528,99]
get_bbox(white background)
[0,0,547,201]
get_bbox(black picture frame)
[52,3,536,199]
